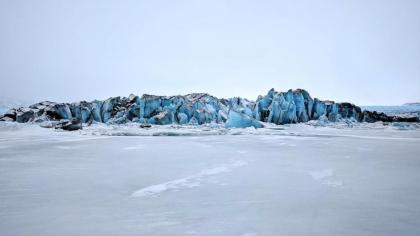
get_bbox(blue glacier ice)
[1,88,418,129]
[224,110,263,129]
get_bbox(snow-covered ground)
[1,122,420,236]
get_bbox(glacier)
[1,89,418,130]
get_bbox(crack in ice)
[131,160,249,197]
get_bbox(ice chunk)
[148,110,174,125]
[101,97,120,123]
[16,108,35,123]
[177,112,189,125]
[225,110,263,128]
[54,103,72,120]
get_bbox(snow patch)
[123,145,145,150]
[309,169,343,187]
[186,230,199,234]
[241,233,257,236]
[309,169,334,180]
[147,221,180,228]
[322,180,344,187]
[54,146,73,150]
[131,160,250,197]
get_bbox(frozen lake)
[1,123,420,236]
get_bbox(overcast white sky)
[1,0,419,105]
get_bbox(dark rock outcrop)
[54,118,83,131]
[16,108,35,123]
[362,110,419,123]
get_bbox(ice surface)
[1,123,420,235]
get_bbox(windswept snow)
[123,145,145,150]
[309,169,344,187]
[131,160,249,197]
[309,168,334,180]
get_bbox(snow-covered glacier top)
[0,96,29,116]
[0,88,418,130]
[362,105,420,118]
